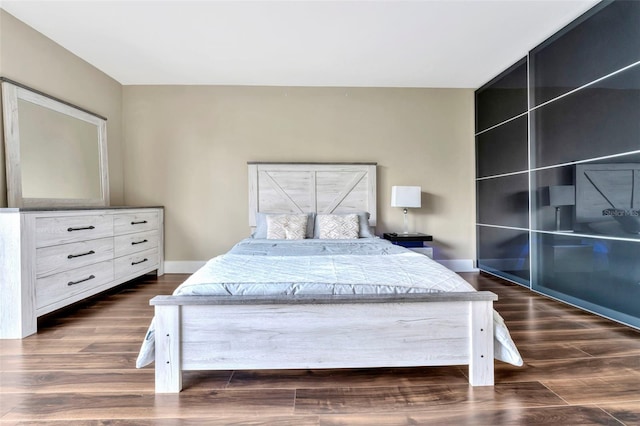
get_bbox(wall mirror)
[1,79,109,208]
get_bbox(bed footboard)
[151,292,497,393]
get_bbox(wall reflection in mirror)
[17,99,102,200]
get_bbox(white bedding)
[137,238,523,368]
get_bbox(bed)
[138,162,522,393]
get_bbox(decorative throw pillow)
[252,212,315,238]
[317,214,359,239]
[266,214,308,240]
[313,211,374,238]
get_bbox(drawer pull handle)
[132,258,148,266]
[131,220,148,225]
[132,239,148,245]
[68,250,95,259]
[68,275,95,286]
[67,225,95,232]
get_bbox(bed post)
[154,304,182,393]
[469,300,494,386]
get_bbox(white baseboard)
[436,259,477,273]
[164,259,477,274]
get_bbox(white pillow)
[313,211,375,238]
[317,214,359,239]
[266,214,309,240]
[252,212,315,239]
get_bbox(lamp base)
[402,208,409,234]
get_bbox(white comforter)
[137,238,523,367]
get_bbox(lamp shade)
[391,186,421,208]
[549,185,575,207]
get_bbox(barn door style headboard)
[248,162,377,228]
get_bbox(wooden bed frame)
[151,162,497,392]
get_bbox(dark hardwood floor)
[1,272,639,425]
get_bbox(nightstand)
[383,233,434,258]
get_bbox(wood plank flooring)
[1,272,639,425]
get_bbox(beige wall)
[1,10,476,263]
[123,86,476,262]
[0,10,124,207]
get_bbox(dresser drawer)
[114,230,159,257]
[36,237,114,278]
[36,260,114,310]
[115,248,159,281]
[36,215,113,248]
[114,211,159,235]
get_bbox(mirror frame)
[1,78,109,208]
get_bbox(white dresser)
[0,207,164,339]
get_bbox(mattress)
[137,238,523,367]
[176,238,474,296]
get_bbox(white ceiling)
[1,0,600,88]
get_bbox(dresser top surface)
[0,206,163,213]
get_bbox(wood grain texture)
[36,260,115,313]
[35,214,113,248]
[469,299,494,385]
[36,237,114,277]
[321,406,622,426]
[114,230,159,257]
[294,381,565,414]
[543,374,640,405]
[597,401,640,425]
[247,163,377,227]
[155,296,496,389]
[1,81,24,208]
[113,211,159,235]
[114,247,159,281]
[0,208,163,339]
[155,304,182,392]
[1,272,640,424]
[0,213,37,338]
[226,366,470,389]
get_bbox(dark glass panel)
[476,116,528,178]
[531,153,640,239]
[575,161,640,238]
[475,58,527,132]
[477,173,529,228]
[531,63,640,168]
[531,0,640,106]
[477,225,530,286]
[530,164,575,232]
[532,232,640,328]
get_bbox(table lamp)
[391,186,421,234]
